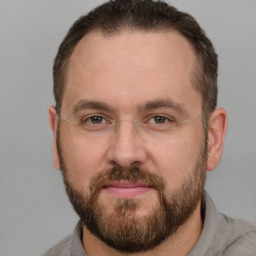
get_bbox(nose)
[106,121,147,167]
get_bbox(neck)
[82,201,203,256]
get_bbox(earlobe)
[49,105,60,170]
[206,108,227,171]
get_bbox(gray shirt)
[43,192,256,256]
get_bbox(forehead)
[63,30,201,116]
[68,29,197,78]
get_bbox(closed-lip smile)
[103,181,152,198]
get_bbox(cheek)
[59,129,108,191]
[147,127,204,188]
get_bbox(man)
[44,0,256,255]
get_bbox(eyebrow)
[71,98,186,115]
[72,99,115,115]
[137,99,186,115]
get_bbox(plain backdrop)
[0,1,255,255]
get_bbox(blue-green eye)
[80,115,111,131]
[154,116,167,124]
[149,115,170,124]
[88,116,106,124]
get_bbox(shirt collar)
[70,221,87,256]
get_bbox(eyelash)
[81,114,175,126]
[81,115,109,124]
[147,115,174,125]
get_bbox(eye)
[80,115,112,131]
[144,114,177,132]
[148,115,172,124]
[86,115,106,124]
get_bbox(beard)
[57,126,207,253]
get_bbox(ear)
[49,105,60,170]
[206,108,227,171]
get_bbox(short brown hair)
[53,0,218,122]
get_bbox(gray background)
[0,1,255,255]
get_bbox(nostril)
[131,160,142,167]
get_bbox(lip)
[102,181,152,198]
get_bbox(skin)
[49,30,227,256]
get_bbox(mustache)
[88,165,165,197]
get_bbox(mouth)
[102,181,152,198]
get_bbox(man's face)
[53,31,208,252]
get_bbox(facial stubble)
[57,124,207,253]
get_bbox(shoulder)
[222,217,256,256]
[191,193,256,256]
[42,235,72,256]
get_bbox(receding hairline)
[60,28,203,108]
